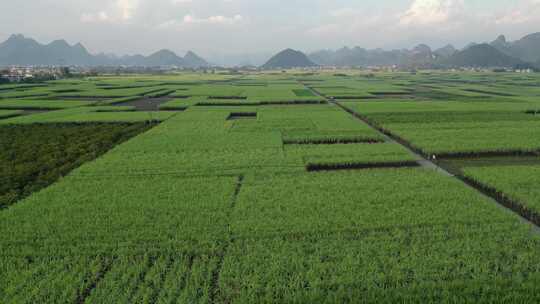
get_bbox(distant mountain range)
[304,33,540,69]
[2,32,540,69]
[440,44,524,68]
[0,34,209,68]
[489,33,540,64]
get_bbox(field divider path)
[209,175,244,304]
[300,82,540,234]
[298,82,438,170]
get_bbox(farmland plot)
[463,165,540,223]
[0,175,237,303]
[341,100,540,155]
[218,169,540,303]
[0,123,152,208]
[2,72,540,302]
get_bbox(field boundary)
[0,106,58,111]
[436,150,540,159]
[283,138,383,145]
[302,82,540,232]
[453,172,540,227]
[306,161,420,172]
[196,100,327,107]
[227,112,257,120]
[209,175,244,304]
[0,113,24,120]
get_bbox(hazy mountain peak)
[463,42,478,51]
[48,39,71,48]
[439,44,455,50]
[495,35,507,43]
[8,34,26,41]
[511,32,540,63]
[413,44,431,51]
[184,50,209,68]
[442,43,523,68]
[262,48,316,69]
[153,49,177,56]
[434,44,457,58]
[3,34,38,46]
[521,32,540,40]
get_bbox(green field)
[1,71,540,302]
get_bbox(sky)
[1,0,540,62]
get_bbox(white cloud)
[171,0,193,4]
[80,11,110,23]
[307,23,341,37]
[157,14,244,29]
[117,0,138,21]
[80,0,138,24]
[329,8,359,18]
[495,11,531,25]
[400,0,465,26]
[184,14,243,24]
[494,0,540,25]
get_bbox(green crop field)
[1,71,540,303]
[0,110,23,119]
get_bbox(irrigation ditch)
[301,82,540,233]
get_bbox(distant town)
[0,64,535,84]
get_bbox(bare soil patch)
[112,97,174,111]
